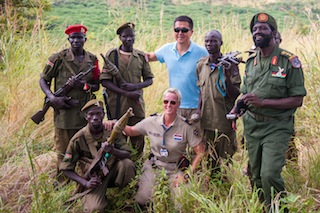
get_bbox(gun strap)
[216,65,227,97]
[114,50,121,119]
[103,88,112,120]
[59,52,77,76]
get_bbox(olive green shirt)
[135,114,202,163]
[241,46,307,117]
[196,56,241,132]
[41,48,100,129]
[100,47,154,118]
[60,124,130,173]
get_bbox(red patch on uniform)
[47,60,54,67]
[254,57,257,66]
[271,56,278,66]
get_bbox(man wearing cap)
[60,99,135,212]
[39,24,100,182]
[230,13,306,209]
[100,22,154,158]
[145,16,208,137]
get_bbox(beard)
[253,32,273,48]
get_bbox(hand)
[173,173,187,187]
[66,76,84,89]
[144,53,151,62]
[103,120,116,131]
[121,82,137,91]
[242,93,263,107]
[85,173,102,189]
[125,90,141,101]
[50,96,72,109]
[190,113,200,123]
[101,142,114,153]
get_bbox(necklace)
[119,49,132,56]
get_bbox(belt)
[247,111,292,122]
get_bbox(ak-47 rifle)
[67,107,134,203]
[31,65,94,124]
[217,51,244,69]
[100,53,126,85]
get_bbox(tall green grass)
[0,3,320,213]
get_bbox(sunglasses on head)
[174,28,190,33]
[163,100,177,105]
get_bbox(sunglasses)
[174,28,190,33]
[163,100,177,105]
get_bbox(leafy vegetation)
[0,0,320,212]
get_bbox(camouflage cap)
[250,13,277,33]
[81,99,104,112]
[116,22,135,35]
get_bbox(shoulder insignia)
[280,50,294,58]
[289,56,302,68]
[63,153,72,160]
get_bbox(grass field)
[0,0,320,212]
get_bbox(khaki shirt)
[60,124,130,173]
[196,56,241,132]
[100,47,154,118]
[241,46,307,117]
[41,48,100,129]
[135,114,202,163]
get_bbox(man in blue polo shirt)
[146,15,208,135]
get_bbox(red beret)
[65,24,87,35]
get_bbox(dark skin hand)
[63,170,102,189]
[39,78,72,109]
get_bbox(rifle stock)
[31,66,93,124]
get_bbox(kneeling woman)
[123,88,205,206]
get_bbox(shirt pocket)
[267,73,288,98]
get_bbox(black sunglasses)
[163,100,177,105]
[174,28,190,33]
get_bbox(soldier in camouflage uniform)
[230,13,306,209]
